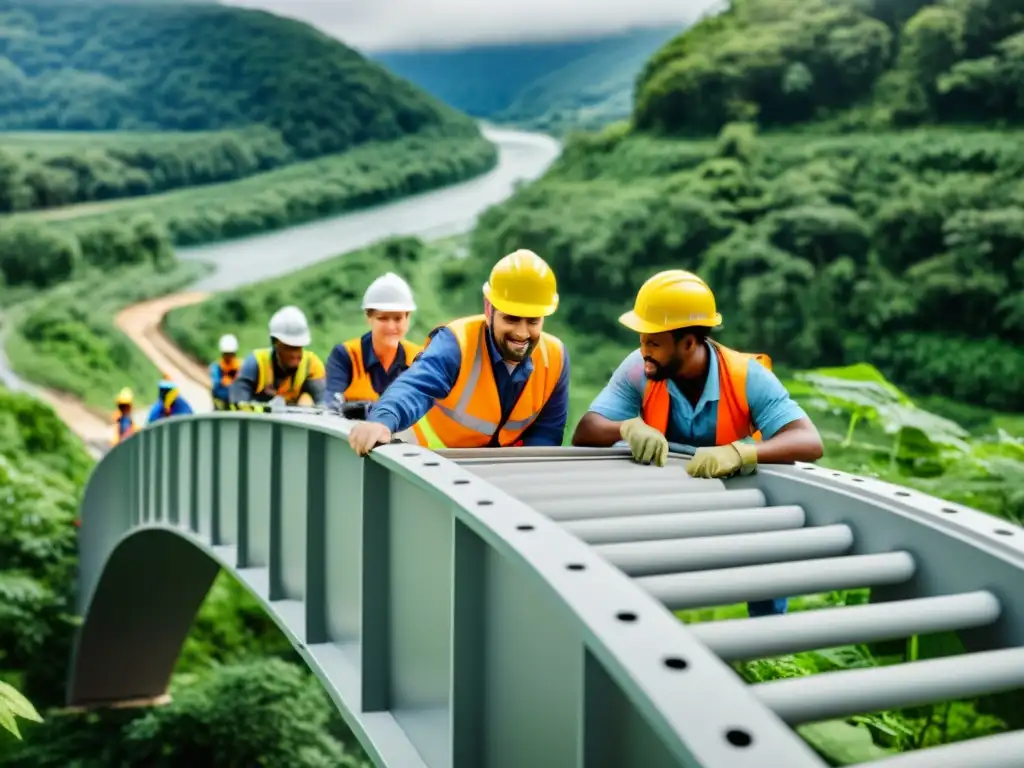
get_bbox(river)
[179,126,561,291]
[0,125,561,395]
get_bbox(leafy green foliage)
[8,134,498,248]
[0,681,43,740]
[471,123,1024,411]
[0,128,293,213]
[0,0,478,154]
[634,0,1024,134]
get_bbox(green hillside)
[469,0,1024,415]
[0,0,479,153]
[372,26,683,133]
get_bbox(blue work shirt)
[368,325,570,446]
[588,345,807,446]
[325,332,415,402]
[147,395,194,424]
[210,362,231,403]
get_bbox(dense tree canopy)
[0,0,478,154]
[635,0,1024,134]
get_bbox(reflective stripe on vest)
[255,348,311,405]
[641,340,773,444]
[341,337,423,402]
[414,315,564,449]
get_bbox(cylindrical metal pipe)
[865,729,1024,768]
[755,646,1024,725]
[595,525,853,577]
[536,489,766,522]
[562,505,804,544]
[693,591,1002,661]
[636,552,917,611]
[504,475,725,502]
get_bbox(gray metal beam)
[863,730,1024,768]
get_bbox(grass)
[4,260,211,412]
[0,129,246,153]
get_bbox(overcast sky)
[220,0,721,52]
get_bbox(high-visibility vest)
[214,357,241,388]
[641,340,773,444]
[254,348,323,405]
[405,314,565,449]
[341,336,423,402]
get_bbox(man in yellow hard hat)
[111,387,136,445]
[348,249,570,454]
[573,270,822,618]
[573,269,823,475]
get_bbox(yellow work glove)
[620,417,669,467]
[686,440,758,479]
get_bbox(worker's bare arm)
[571,411,625,447]
[755,418,824,465]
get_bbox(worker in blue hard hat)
[148,378,193,424]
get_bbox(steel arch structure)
[68,411,1024,768]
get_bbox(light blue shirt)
[587,344,807,446]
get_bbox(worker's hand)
[348,422,393,457]
[686,441,758,479]
[619,417,669,467]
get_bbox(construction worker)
[148,379,194,424]
[111,387,136,444]
[229,305,326,407]
[572,270,823,618]
[348,249,570,454]
[210,334,241,411]
[325,272,423,412]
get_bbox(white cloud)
[219,0,720,52]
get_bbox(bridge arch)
[68,412,1024,767]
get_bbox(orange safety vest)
[641,341,773,444]
[216,357,241,388]
[405,314,565,449]
[341,336,424,402]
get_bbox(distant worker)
[230,306,326,407]
[111,387,136,445]
[210,334,241,411]
[572,270,824,618]
[148,379,194,424]
[348,249,570,455]
[573,270,824,473]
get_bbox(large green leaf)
[0,679,43,740]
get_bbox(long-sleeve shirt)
[367,325,570,446]
[229,351,326,406]
[147,395,193,424]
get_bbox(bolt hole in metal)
[516,524,535,531]
[423,461,439,467]
[402,452,417,458]
[616,611,638,623]
[726,729,753,748]
[477,500,493,506]
[895,490,911,497]
[663,657,688,671]
[995,529,1015,536]
[453,478,470,485]
[941,507,958,514]
[566,563,586,571]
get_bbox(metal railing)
[68,411,1024,767]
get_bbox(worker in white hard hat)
[209,333,241,411]
[229,306,326,407]
[325,272,423,410]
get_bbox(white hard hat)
[219,334,239,354]
[362,272,417,312]
[268,306,311,347]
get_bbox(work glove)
[620,417,669,467]
[686,440,758,479]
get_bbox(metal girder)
[68,413,1024,768]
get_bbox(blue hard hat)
[158,379,176,391]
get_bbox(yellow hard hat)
[619,270,723,334]
[482,249,559,318]
[116,387,133,406]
